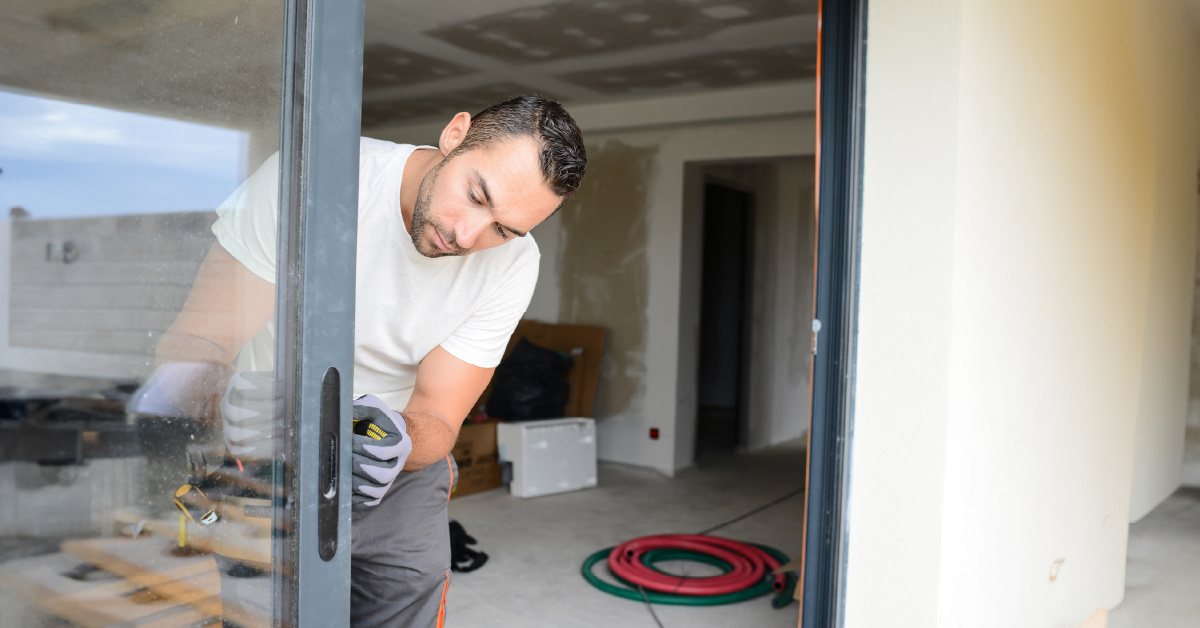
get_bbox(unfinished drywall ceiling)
[556,141,654,421]
[426,0,811,63]
[0,0,816,137]
[0,0,283,131]
[0,0,815,144]
[361,0,816,128]
[361,81,553,128]
[559,44,814,94]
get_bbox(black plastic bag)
[485,338,574,420]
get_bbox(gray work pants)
[350,453,458,628]
[213,454,457,627]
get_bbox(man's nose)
[453,212,491,250]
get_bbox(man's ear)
[439,112,472,156]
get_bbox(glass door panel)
[0,2,295,626]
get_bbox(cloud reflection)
[0,89,248,218]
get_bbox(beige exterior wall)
[1,212,215,383]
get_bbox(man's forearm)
[147,330,237,425]
[401,411,459,471]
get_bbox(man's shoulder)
[436,233,540,288]
[359,137,417,159]
[481,232,540,268]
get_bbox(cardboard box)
[450,419,503,498]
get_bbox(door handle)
[318,367,340,561]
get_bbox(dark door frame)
[277,0,364,624]
[801,0,868,625]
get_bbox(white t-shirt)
[212,138,540,411]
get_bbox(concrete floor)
[445,439,806,628]
[1108,486,1200,628]
[11,434,1191,627]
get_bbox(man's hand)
[351,395,412,510]
[220,371,279,461]
[127,361,231,422]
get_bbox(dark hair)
[452,95,587,201]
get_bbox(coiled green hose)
[581,541,796,607]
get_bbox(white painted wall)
[846,1,1200,626]
[753,160,815,448]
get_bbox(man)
[151,95,587,627]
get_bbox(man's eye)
[469,190,481,205]
[496,224,508,238]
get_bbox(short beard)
[410,159,463,258]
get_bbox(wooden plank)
[61,536,269,627]
[114,509,272,571]
[62,539,222,619]
[0,551,218,627]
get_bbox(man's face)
[410,136,561,258]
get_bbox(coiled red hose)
[606,534,787,596]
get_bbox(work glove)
[127,362,228,420]
[351,395,411,511]
[219,371,280,461]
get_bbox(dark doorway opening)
[695,182,755,460]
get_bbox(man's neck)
[399,147,442,234]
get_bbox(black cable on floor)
[638,584,666,628]
[696,487,805,536]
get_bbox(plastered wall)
[556,141,655,426]
[525,116,812,474]
[846,0,1200,626]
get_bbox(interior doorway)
[696,182,755,459]
[683,158,816,468]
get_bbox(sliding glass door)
[0,1,361,625]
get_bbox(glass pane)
[0,2,289,627]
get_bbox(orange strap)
[436,454,454,627]
[436,570,451,628]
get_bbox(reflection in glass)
[0,90,248,220]
[0,2,287,626]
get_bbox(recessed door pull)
[318,367,340,561]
